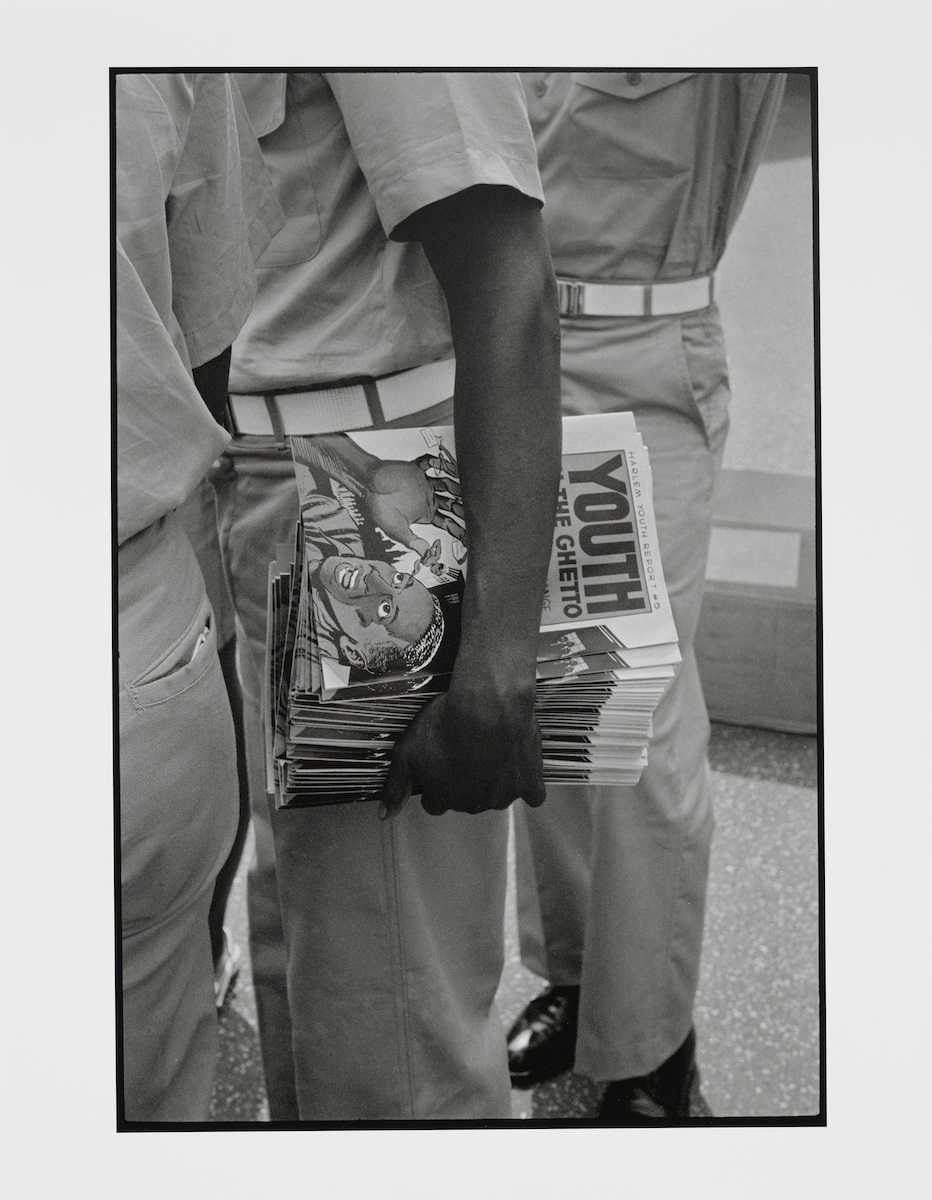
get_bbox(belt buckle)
[558,279,585,317]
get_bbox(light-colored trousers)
[515,306,729,1081]
[119,513,239,1121]
[211,396,513,1120]
[177,477,237,650]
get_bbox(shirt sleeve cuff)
[374,145,545,241]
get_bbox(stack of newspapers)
[264,413,679,808]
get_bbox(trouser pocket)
[127,591,217,711]
[670,306,731,458]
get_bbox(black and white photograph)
[7,6,930,1196]
[113,65,821,1128]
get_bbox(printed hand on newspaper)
[364,444,466,567]
[377,676,546,818]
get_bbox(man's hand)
[413,447,467,544]
[378,683,546,818]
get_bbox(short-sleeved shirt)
[116,73,282,544]
[229,72,544,393]
[522,71,786,283]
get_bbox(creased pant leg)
[216,398,511,1119]
[513,788,594,986]
[211,450,301,1119]
[274,800,510,1119]
[119,515,239,1121]
[518,309,729,1080]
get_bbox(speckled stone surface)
[209,723,821,1123]
[708,721,818,789]
[694,727,820,1118]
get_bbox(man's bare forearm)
[423,189,561,700]
[379,185,561,816]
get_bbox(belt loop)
[224,396,239,436]
[264,394,287,443]
[643,283,652,318]
[558,279,585,317]
[364,379,387,429]
[708,274,715,305]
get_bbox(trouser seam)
[214,456,244,644]
[383,817,417,1117]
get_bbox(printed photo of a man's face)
[315,553,440,673]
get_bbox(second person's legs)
[513,309,729,1092]
[214,399,513,1119]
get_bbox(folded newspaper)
[264,413,679,807]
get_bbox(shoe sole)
[509,1053,576,1090]
[597,1064,714,1121]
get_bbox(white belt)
[228,358,456,438]
[557,275,714,318]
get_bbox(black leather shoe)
[507,985,580,1088]
[597,1028,712,1121]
